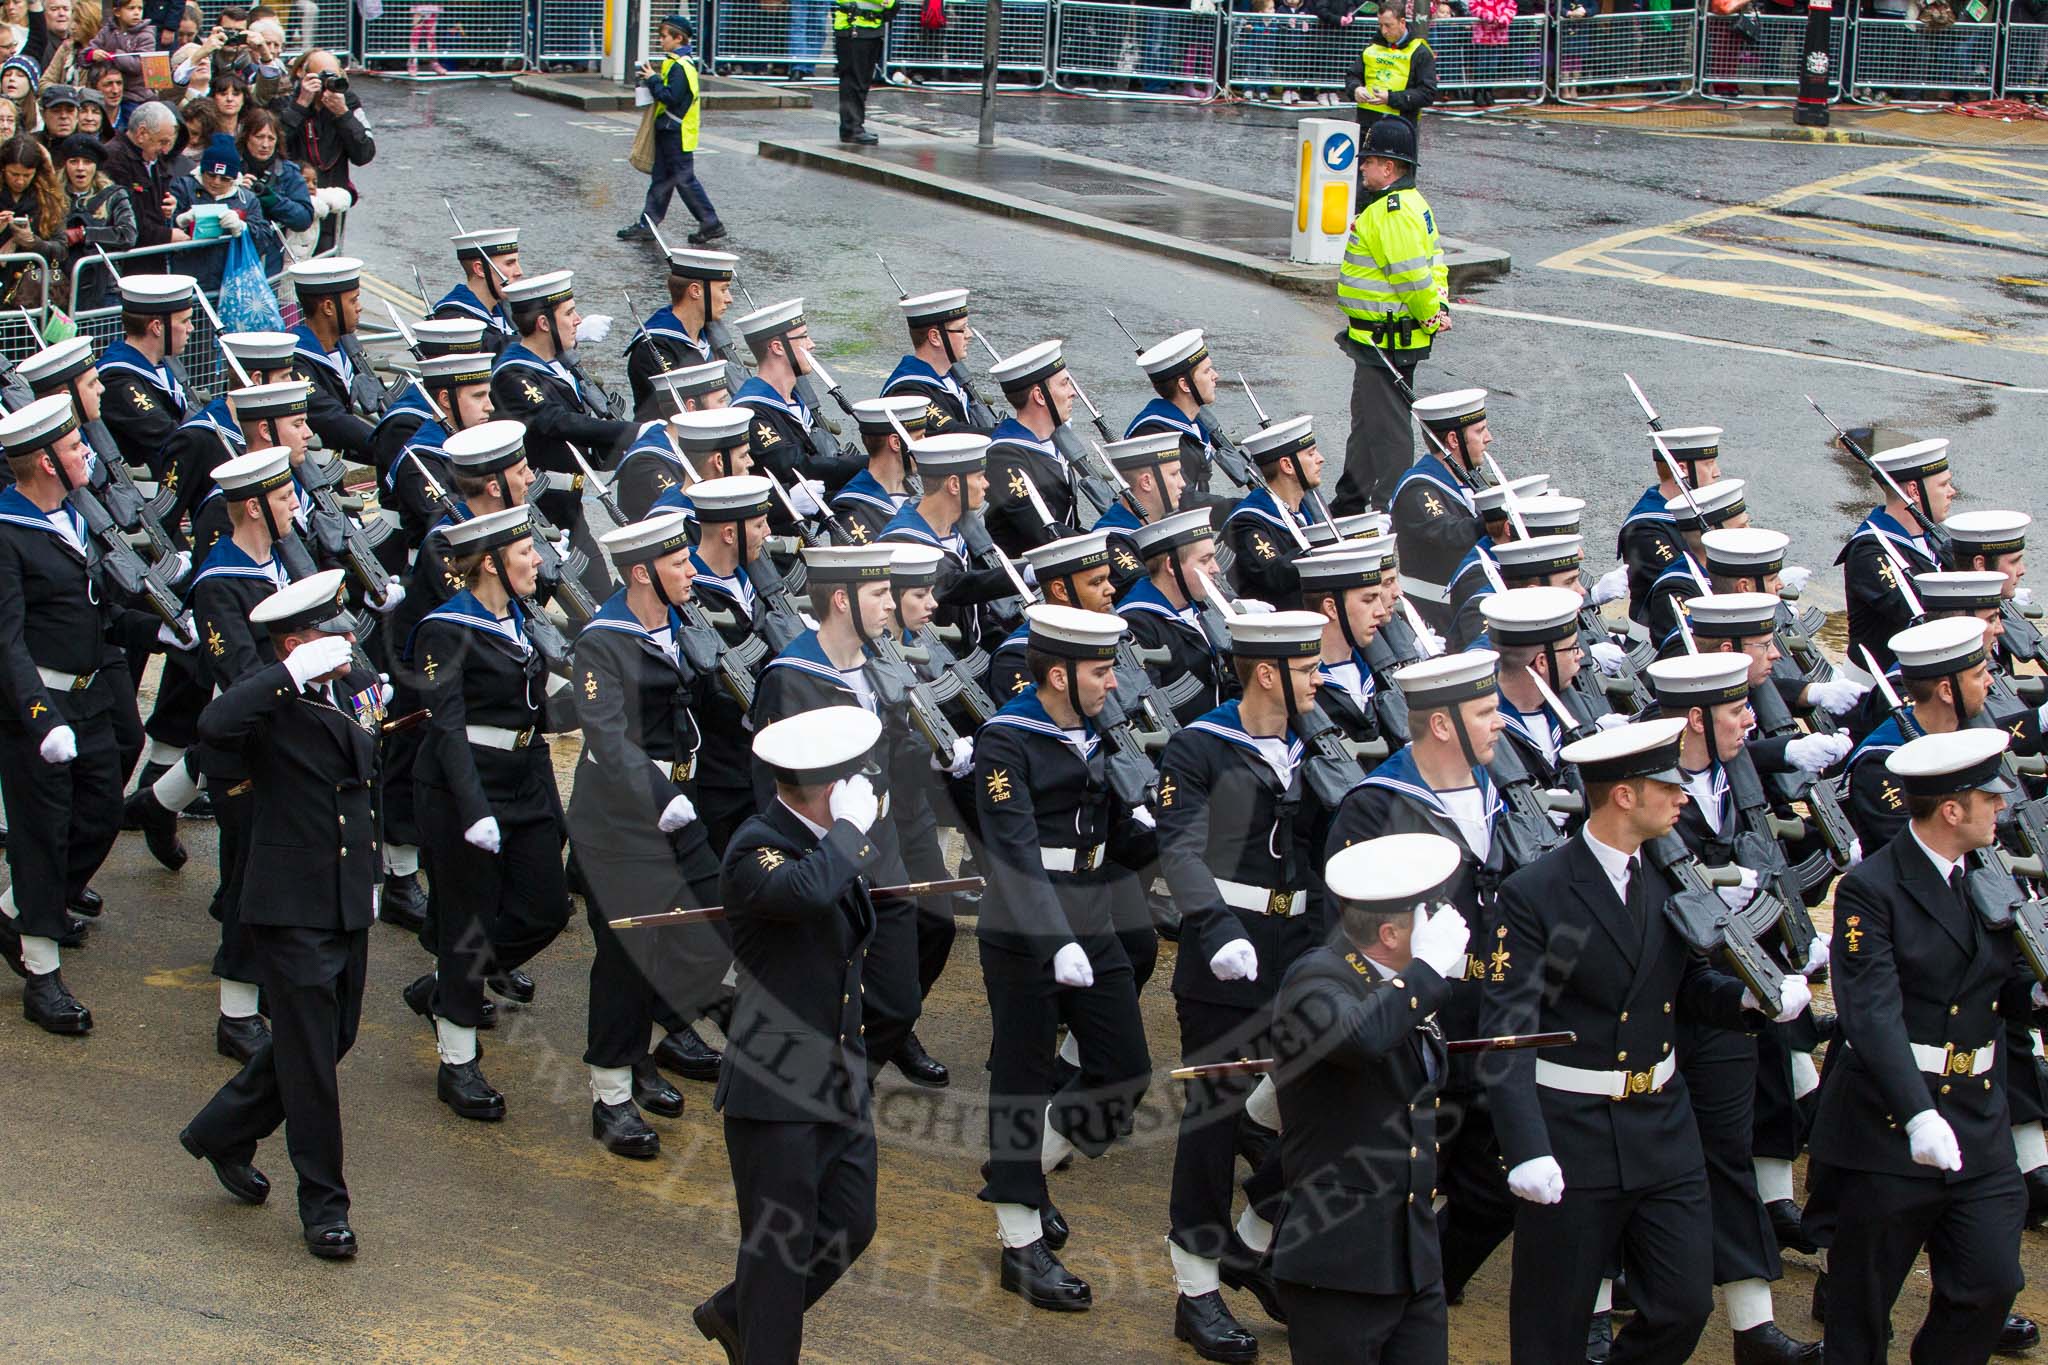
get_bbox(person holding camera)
[620,14,722,246]
[273,47,369,253]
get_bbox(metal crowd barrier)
[0,254,58,363]
[1846,15,1998,101]
[1420,14,1550,102]
[535,0,609,62]
[1552,7,1697,100]
[1220,11,1353,93]
[1051,0,1223,99]
[1699,10,1846,100]
[361,0,531,64]
[882,0,1052,86]
[700,0,837,74]
[2007,19,2048,95]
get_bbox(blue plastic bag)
[217,230,286,333]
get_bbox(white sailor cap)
[1025,603,1126,661]
[1889,616,1988,680]
[1915,571,2008,615]
[803,543,898,584]
[1394,648,1500,707]
[1945,509,2029,557]
[1683,591,1778,639]
[1227,609,1327,659]
[285,256,362,296]
[666,247,738,281]
[210,446,293,499]
[1473,474,1548,517]
[988,339,1065,392]
[650,360,733,404]
[219,329,301,368]
[227,379,311,420]
[1887,728,2017,799]
[1135,328,1207,380]
[908,432,989,476]
[753,705,882,787]
[417,350,494,387]
[1326,832,1463,908]
[689,474,775,523]
[1517,493,1584,534]
[1132,507,1213,561]
[668,407,752,454]
[1664,477,1746,530]
[730,297,805,351]
[16,335,94,389]
[1655,426,1721,464]
[1412,387,1487,431]
[1872,437,1949,480]
[441,419,528,474]
[118,272,196,314]
[249,567,355,635]
[1101,431,1183,474]
[0,392,76,456]
[600,510,695,567]
[440,503,535,554]
[1295,543,1388,593]
[888,544,946,586]
[898,288,969,326]
[1023,529,1113,580]
[1479,586,1581,646]
[1492,533,1583,580]
[1701,527,1788,579]
[1647,652,1751,710]
[500,269,575,310]
[1334,511,1390,540]
[852,395,929,436]
[409,318,488,355]
[450,226,519,260]
[1561,715,1687,785]
[1241,414,1315,468]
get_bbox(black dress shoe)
[840,130,879,145]
[401,971,435,1020]
[1767,1198,1817,1253]
[216,1013,269,1063]
[1610,1273,1634,1314]
[653,1025,722,1082]
[23,969,90,1034]
[305,1224,358,1259]
[126,788,189,871]
[438,1058,507,1121]
[2026,1167,2048,1230]
[1220,1235,1287,1324]
[1732,1321,1823,1364]
[183,790,214,821]
[2000,1314,2042,1356]
[692,1297,740,1364]
[179,1126,269,1204]
[1039,1200,1068,1252]
[55,915,89,948]
[1173,1290,1257,1361]
[893,1031,949,1088]
[687,223,729,245]
[593,1099,661,1158]
[125,762,168,827]
[478,998,496,1030]
[380,872,428,933]
[632,1057,684,1118]
[999,1241,1091,1311]
[1586,1308,1613,1363]
[69,888,103,918]
[487,968,534,1004]
[617,222,653,241]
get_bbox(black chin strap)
[1447,697,1483,775]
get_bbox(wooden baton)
[1168,1031,1579,1081]
[609,876,986,931]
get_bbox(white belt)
[1216,879,1306,918]
[1041,843,1104,874]
[36,665,96,693]
[1399,573,1450,606]
[1911,1038,1996,1078]
[583,749,699,784]
[1536,1052,1678,1101]
[466,724,541,751]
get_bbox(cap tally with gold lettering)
[1394,649,1500,706]
[667,247,737,282]
[0,392,77,456]
[1135,328,1207,382]
[440,504,535,555]
[285,257,362,297]
[1702,527,1787,581]
[228,379,311,422]
[731,297,805,354]
[669,407,752,456]
[17,336,94,391]
[898,288,969,327]
[1024,529,1113,581]
[118,273,197,314]
[802,543,898,584]
[1944,510,2028,559]
[1026,603,1125,660]
[1132,507,1214,561]
[1241,415,1315,470]
[908,432,989,477]
[1683,591,1778,640]
[988,339,1065,395]
[1413,388,1487,432]
[443,419,528,476]
[689,474,775,523]
[600,510,695,568]
[889,544,945,588]
[1647,652,1751,710]
[1889,616,1989,679]
[210,446,293,500]
[1915,571,2007,616]
[1665,478,1746,531]
[1227,610,1326,658]
[1480,585,1581,646]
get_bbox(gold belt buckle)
[517,726,537,748]
[1946,1044,1977,1076]
[1266,889,1293,916]
[671,757,696,783]
[1615,1069,1654,1100]
[70,671,92,692]
[1076,845,1100,872]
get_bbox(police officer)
[434,226,523,352]
[973,604,1157,1314]
[1838,436,1954,672]
[690,706,887,1365]
[883,288,997,436]
[1223,415,1323,605]
[1125,328,1234,521]
[830,396,925,542]
[1119,508,1228,726]
[400,504,575,1124]
[625,247,736,419]
[1334,117,1445,517]
[983,339,1083,557]
[96,272,199,477]
[832,0,893,144]
[1352,2,1437,147]
[1267,832,1471,1365]
[285,257,383,459]
[1618,426,1720,628]
[1386,389,1485,633]
[178,570,382,1261]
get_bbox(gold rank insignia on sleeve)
[1879,780,1902,811]
[656,473,675,491]
[1010,675,1028,694]
[985,767,1013,803]
[1421,491,1443,517]
[1654,542,1673,562]
[444,569,462,592]
[756,847,786,870]
[1159,773,1177,807]
[1876,557,1897,589]
[1007,468,1029,499]
[205,624,224,658]
[1114,547,1139,573]
[848,521,869,543]
[753,420,779,446]
[925,402,944,426]
[131,390,154,411]
[1466,956,1486,981]
[164,465,178,490]
[583,671,599,700]
[1252,534,1277,561]
[1344,950,1371,976]
[423,654,438,682]
[1844,914,1863,954]
[1489,925,1511,981]
[28,700,46,719]
[522,380,544,404]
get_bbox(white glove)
[1780,565,1812,595]
[1735,865,1760,890]
[1717,884,1754,912]
[1507,1155,1565,1204]
[2033,981,2048,1010]
[658,793,697,833]
[574,313,613,345]
[1594,711,1631,731]
[463,815,501,853]
[1421,626,1447,655]
[372,578,406,614]
[934,736,973,779]
[827,773,879,833]
[1209,937,1259,983]
[1588,641,1628,676]
[1236,599,1277,615]
[158,612,198,651]
[2017,587,2034,609]
[38,724,76,764]
[1905,1109,1964,1172]
[1589,563,1629,607]
[1411,905,1471,978]
[219,210,246,236]
[1129,804,1156,830]
[787,478,826,518]
[160,549,192,583]
[1785,732,1852,775]
[1847,836,1864,867]
[1741,972,1811,1024]
[1052,942,1094,988]
[283,634,354,690]
[1806,676,1868,716]
[1803,936,1830,977]
[174,208,195,229]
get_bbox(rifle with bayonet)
[1745,676,1855,877]
[1644,830,1797,1016]
[906,622,1001,726]
[878,255,1002,430]
[1807,394,1954,567]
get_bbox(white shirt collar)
[1909,826,1964,885]
[1581,826,1640,900]
[779,797,833,842]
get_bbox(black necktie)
[1950,864,1970,914]
[1620,856,1639,912]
